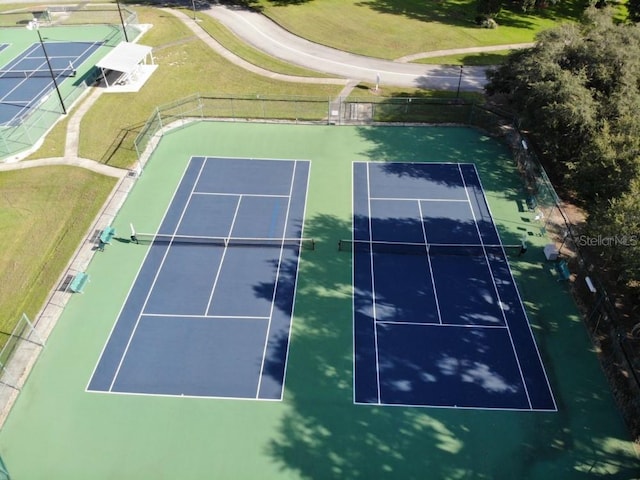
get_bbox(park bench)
[98,226,116,251]
[69,272,89,293]
[555,259,571,281]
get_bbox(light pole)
[115,0,130,42]
[26,20,66,115]
[456,65,463,99]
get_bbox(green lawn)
[0,167,116,335]
[254,0,588,59]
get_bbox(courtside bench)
[555,259,571,281]
[69,272,89,293]
[98,226,116,251]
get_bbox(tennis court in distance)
[88,156,311,400]
[0,40,102,125]
[351,162,555,410]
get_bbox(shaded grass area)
[0,167,116,337]
[414,50,513,65]
[78,6,341,168]
[254,0,588,59]
[348,83,483,102]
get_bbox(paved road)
[204,5,491,91]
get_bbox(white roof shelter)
[96,42,156,90]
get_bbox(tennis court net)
[134,233,315,250]
[0,68,76,79]
[338,239,524,256]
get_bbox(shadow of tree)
[243,125,640,477]
[250,212,639,478]
[357,0,478,27]
[356,0,587,30]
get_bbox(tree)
[588,179,640,282]
[486,8,640,204]
[486,7,640,288]
[476,0,502,24]
[628,0,640,23]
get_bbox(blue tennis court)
[352,162,556,411]
[0,41,101,125]
[88,157,311,400]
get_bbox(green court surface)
[0,123,638,479]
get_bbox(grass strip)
[0,167,116,335]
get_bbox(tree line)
[486,7,640,297]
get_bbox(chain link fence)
[134,94,475,162]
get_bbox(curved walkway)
[167,8,348,86]
[395,43,534,63]
[203,5,495,91]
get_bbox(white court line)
[418,200,443,325]
[108,159,209,392]
[377,320,508,329]
[255,160,297,399]
[351,163,357,404]
[193,191,289,198]
[366,163,383,404]
[354,399,552,412]
[470,164,557,410]
[87,388,282,402]
[142,313,270,320]
[204,195,243,316]
[0,61,50,117]
[278,160,312,402]
[370,197,468,202]
[458,164,533,410]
